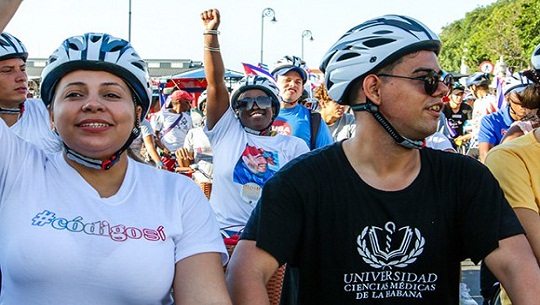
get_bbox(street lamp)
[128,0,132,42]
[301,30,314,60]
[260,8,277,64]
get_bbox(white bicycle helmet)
[319,14,440,104]
[465,72,490,87]
[197,89,208,111]
[40,32,152,119]
[230,75,281,121]
[0,32,28,61]
[503,73,532,96]
[40,33,152,170]
[271,55,308,84]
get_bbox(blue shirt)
[478,106,514,145]
[271,104,333,150]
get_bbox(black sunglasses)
[236,96,273,110]
[377,70,454,96]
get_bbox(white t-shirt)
[130,119,154,160]
[9,98,62,153]
[471,94,498,147]
[184,126,213,183]
[205,108,309,228]
[152,110,193,153]
[0,120,226,305]
[328,112,356,142]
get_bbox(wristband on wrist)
[204,46,221,52]
[156,161,164,167]
[203,30,220,35]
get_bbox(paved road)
[462,259,483,304]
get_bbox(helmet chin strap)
[350,99,425,149]
[242,125,276,136]
[64,125,140,170]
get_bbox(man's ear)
[363,75,382,105]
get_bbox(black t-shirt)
[242,142,523,304]
[442,103,473,137]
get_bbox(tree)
[439,0,540,74]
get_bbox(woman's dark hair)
[521,84,540,110]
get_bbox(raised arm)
[201,9,230,130]
[0,0,23,32]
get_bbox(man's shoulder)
[461,103,473,111]
[422,147,486,174]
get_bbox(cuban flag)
[242,62,275,81]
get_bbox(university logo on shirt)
[357,221,425,269]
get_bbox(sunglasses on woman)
[377,70,454,96]
[236,96,273,110]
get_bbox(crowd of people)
[1,1,540,304]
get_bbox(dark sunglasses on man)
[377,70,454,96]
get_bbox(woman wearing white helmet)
[0,32,231,304]
[200,9,308,232]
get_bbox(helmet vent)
[90,35,101,43]
[373,30,393,34]
[68,42,81,51]
[363,38,396,48]
[132,61,145,71]
[337,52,360,62]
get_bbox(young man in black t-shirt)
[442,82,473,150]
[226,14,540,305]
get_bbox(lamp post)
[301,30,314,60]
[260,8,277,64]
[128,0,132,42]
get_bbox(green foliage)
[439,0,540,74]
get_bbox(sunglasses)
[236,96,273,110]
[377,70,454,96]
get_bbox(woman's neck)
[65,153,129,198]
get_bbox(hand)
[161,148,172,158]
[201,8,220,31]
[175,166,195,174]
[175,148,194,161]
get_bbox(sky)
[5,0,497,73]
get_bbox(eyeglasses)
[236,96,273,110]
[377,70,454,96]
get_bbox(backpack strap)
[309,112,321,150]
